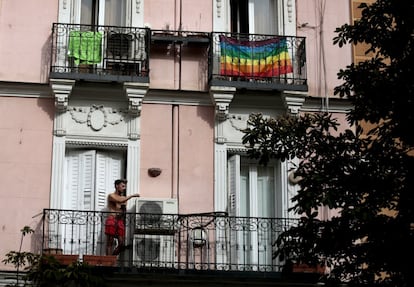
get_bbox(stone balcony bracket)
[210,86,236,122]
[124,82,149,117]
[50,79,75,113]
[282,92,306,116]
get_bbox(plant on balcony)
[3,226,105,287]
[2,226,37,286]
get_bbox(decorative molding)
[210,86,236,121]
[136,0,141,14]
[124,82,148,140]
[50,136,66,209]
[287,0,293,23]
[216,137,226,144]
[214,145,227,213]
[126,140,140,200]
[0,82,51,98]
[282,92,306,115]
[128,98,142,116]
[50,79,75,137]
[66,139,128,148]
[227,147,248,154]
[50,79,75,112]
[301,97,352,113]
[124,82,149,117]
[228,114,248,132]
[68,105,126,131]
[216,0,222,18]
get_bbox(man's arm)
[108,193,140,204]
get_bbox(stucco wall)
[0,96,54,270]
[139,103,214,214]
[140,103,174,198]
[178,105,214,214]
[0,0,58,83]
[297,0,352,98]
[144,0,212,31]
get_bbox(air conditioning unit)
[135,198,178,234]
[105,32,146,76]
[106,33,133,59]
[133,234,175,267]
[106,32,146,60]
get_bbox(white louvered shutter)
[93,152,124,255]
[63,150,96,255]
[63,150,96,210]
[94,152,124,211]
[227,155,243,269]
[228,155,240,217]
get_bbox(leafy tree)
[242,1,414,286]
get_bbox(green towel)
[68,31,103,65]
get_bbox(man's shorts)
[105,215,125,237]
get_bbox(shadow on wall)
[196,105,215,129]
[31,214,45,254]
[41,34,52,83]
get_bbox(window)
[227,154,281,269]
[62,0,129,26]
[79,0,127,26]
[230,0,279,35]
[63,149,125,211]
[60,149,126,255]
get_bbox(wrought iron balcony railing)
[50,24,307,91]
[209,32,307,91]
[41,209,297,272]
[50,23,150,82]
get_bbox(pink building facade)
[0,0,352,281]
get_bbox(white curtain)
[104,0,127,26]
[249,0,278,35]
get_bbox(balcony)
[49,24,307,91]
[41,209,298,273]
[209,32,307,91]
[50,23,150,83]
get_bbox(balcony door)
[63,149,125,211]
[228,155,280,271]
[60,149,125,255]
[230,0,279,35]
[77,0,128,26]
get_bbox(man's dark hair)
[114,179,127,187]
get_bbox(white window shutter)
[94,152,124,211]
[64,150,95,210]
[62,150,95,254]
[228,155,243,269]
[64,152,79,210]
[81,151,96,210]
[228,155,241,217]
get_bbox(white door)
[228,155,278,270]
[61,149,125,255]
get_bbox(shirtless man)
[105,179,140,255]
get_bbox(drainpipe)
[172,105,179,200]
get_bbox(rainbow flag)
[219,36,293,77]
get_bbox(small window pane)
[105,0,126,26]
[80,0,94,25]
